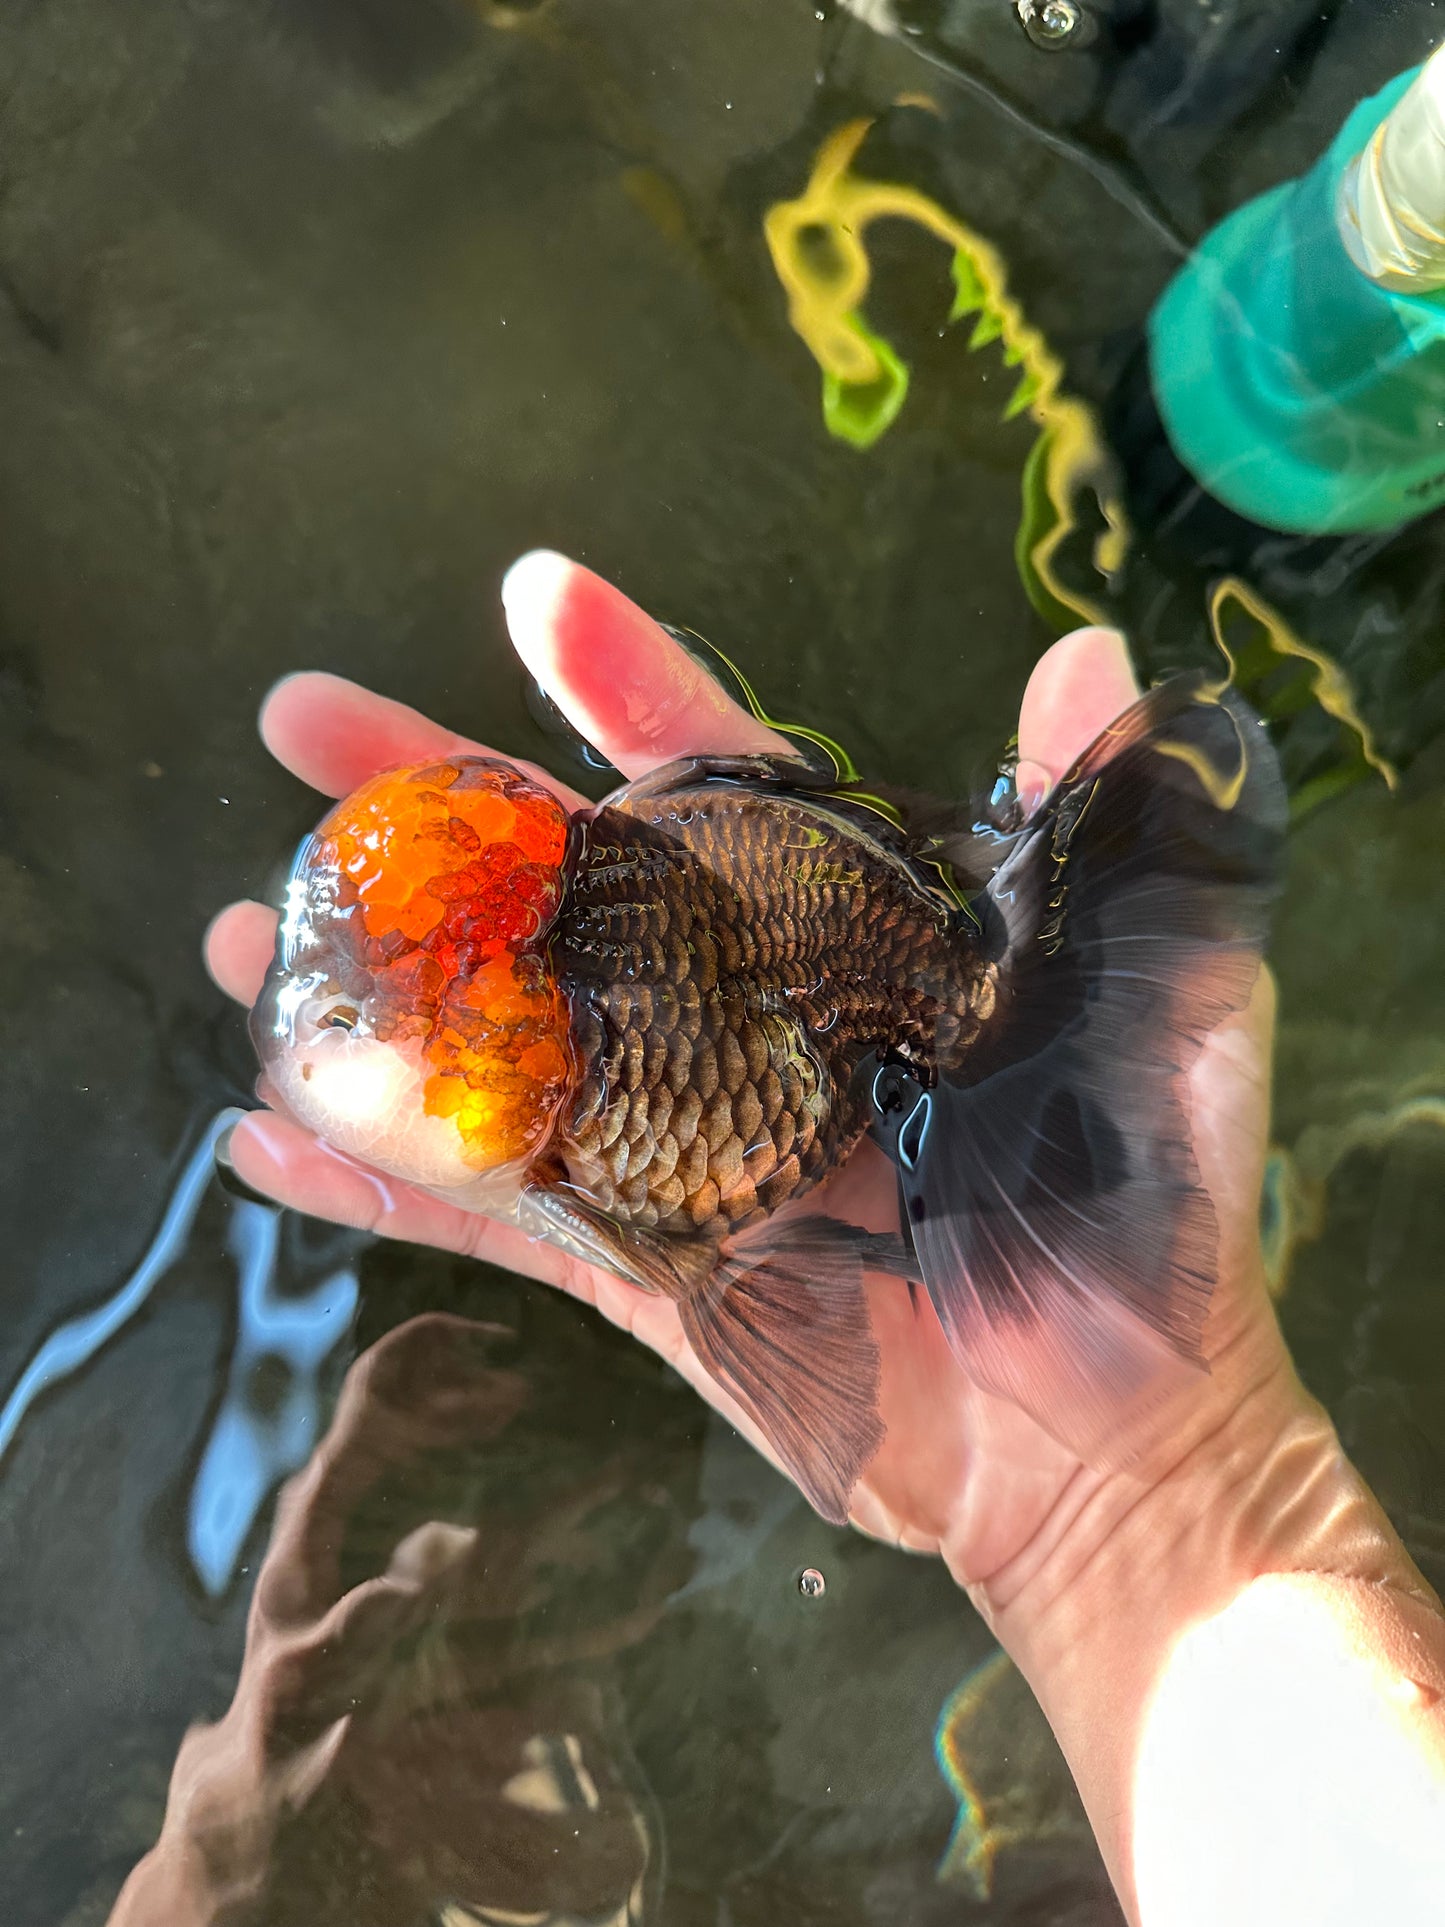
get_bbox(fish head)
[250,756,574,1202]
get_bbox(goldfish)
[251,673,1284,1521]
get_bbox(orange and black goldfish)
[251,674,1284,1521]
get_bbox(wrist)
[108,1715,281,1927]
[982,1336,1440,1683]
[972,1312,1445,1919]
[108,1833,235,1927]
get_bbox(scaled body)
[553,774,996,1240]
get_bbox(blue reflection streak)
[0,1109,361,1599]
[187,1200,358,1595]
[0,1112,231,1465]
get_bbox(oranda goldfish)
[251,674,1284,1520]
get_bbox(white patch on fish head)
[251,972,523,1209]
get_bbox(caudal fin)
[872,674,1286,1460]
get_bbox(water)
[1,1,1443,1921]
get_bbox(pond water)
[2,1,1443,1922]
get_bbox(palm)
[208,554,1281,1591]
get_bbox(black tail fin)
[873,674,1286,1460]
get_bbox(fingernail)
[213,1105,253,1172]
[501,550,572,674]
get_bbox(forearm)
[974,1351,1445,1923]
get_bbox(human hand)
[108,1312,667,1925]
[205,553,1297,1595]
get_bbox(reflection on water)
[1,0,1443,1921]
[763,115,1131,626]
[109,1313,666,1927]
[933,1648,1098,1907]
[0,1117,361,1601]
[188,1190,359,1597]
[1205,578,1398,820]
[0,1121,230,1467]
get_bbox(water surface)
[2,2,1443,1921]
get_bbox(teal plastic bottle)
[1149,55,1445,534]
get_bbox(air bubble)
[1017,0,1089,48]
[799,1567,826,1599]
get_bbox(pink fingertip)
[501,550,781,768]
[1017,626,1140,790]
[258,670,355,753]
[201,903,238,984]
[225,1111,282,1179]
[203,899,279,1006]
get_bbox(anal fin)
[683,1217,912,1525]
[520,1183,913,1524]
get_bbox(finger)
[227,1111,551,1260]
[1189,963,1278,1283]
[227,1112,676,1345]
[205,900,279,1006]
[258,670,590,811]
[501,550,789,778]
[258,1318,524,1628]
[259,1571,440,1743]
[1015,626,1141,813]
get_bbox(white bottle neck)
[1339,47,1445,292]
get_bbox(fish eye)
[319,1004,360,1032]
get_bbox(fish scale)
[551,785,985,1239]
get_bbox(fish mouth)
[251,972,479,1188]
[250,933,573,1201]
